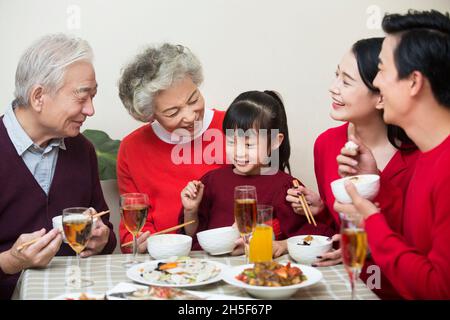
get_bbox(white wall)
[1,0,449,190]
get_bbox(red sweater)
[314,122,420,299]
[366,134,450,299]
[183,165,335,249]
[117,109,226,250]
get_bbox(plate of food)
[126,256,227,287]
[106,282,253,300]
[52,292,106,300]
[222,261,323,299]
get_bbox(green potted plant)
[82,129,121,180]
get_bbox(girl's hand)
[337,135,379,177]
[231,237,245,256]
[273,240,288,258]
[286,186,324,215]
[181,180,204,214]
[312,234,342,267]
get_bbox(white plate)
[222,263,323,299]
[126,259,228,288]
[106,282,254,300]
[52,292,106,300]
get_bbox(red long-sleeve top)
[117,109,226,250]
[366,134,450,299]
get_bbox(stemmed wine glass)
[120,193,149,267]
[62,207,94,288]
[233,185,257,263]
[340,213,368,300]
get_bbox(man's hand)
[1,228,62,274]
[81,209,111,258]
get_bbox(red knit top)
[366,134,450,299]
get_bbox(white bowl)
[147,234,192,260]
[287,235,333,265]
[330,174,380,203]
[221,263,323,299]
[196,226,240,255]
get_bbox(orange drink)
[249,224,273,262]
[249,205,273,263]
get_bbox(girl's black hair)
[222,90,291,174]
[352,37,416,151]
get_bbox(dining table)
[11,251,379,300]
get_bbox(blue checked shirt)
[2,105,65,195]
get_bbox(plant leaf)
[82,129,121,180]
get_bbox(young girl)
[180,90,334,257]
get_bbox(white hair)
[118,43,203,122]
[13,33,93,107]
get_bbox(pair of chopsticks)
[16,210,110,252]
[121,220,196,248]
[292,180,317,227]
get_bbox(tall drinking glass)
[62,207,94,288]
[340,213,368,300]
[249,205,273,263]
[234,185,257,263]
[120,193,149,267]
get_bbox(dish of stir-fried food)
[235,261,307,287]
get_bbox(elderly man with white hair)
[0,34,117,299]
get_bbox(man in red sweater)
[334,10,450,299]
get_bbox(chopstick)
[292,180,317,227]
[92,210,110,219]
[17,209,110,252]
[121,220,196,248]
[17,238,40,252]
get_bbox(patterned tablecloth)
[12,251,379,300]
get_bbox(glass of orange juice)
[249,205,273,263]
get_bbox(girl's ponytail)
[263,90,291,174]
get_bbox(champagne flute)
[234,185,257,263]
[120,193,149,267]
[340,213,368,300]
[62,207,94,288]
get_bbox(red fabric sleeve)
[366,174,450,300]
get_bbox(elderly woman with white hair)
[0,34,117,299]
[117,43,226,253]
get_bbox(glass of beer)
[340,213,368,300]
[234,185,257,263]
[249,205,273,263]
[62,207,94,288]
[120,193,149,267]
